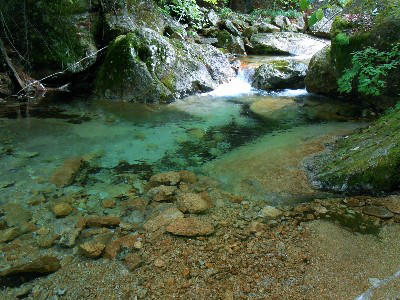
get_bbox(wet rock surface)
[305,107,400,194]
[252,61,307,90]
[248,32,327,56]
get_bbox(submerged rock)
[249,97,298,121]
[52,203,73,217]
[50,157,83,187]
[252,61,307,90]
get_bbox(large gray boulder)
[248,32,328,56]
[252,61,308,90]
[305,46,338,95]
[95,29,235,103]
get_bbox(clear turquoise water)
[0,62,365,206]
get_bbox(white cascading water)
[205,67,256,97]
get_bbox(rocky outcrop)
[305,46,338,95]
[247,32,327,56]
[95,28,235,103]
[305,107,400,194]
[252,61,307,90]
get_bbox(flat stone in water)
[363,206,394,219]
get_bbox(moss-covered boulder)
[305,107,400,194]
[305,46,338,95]
[95,28,235,102]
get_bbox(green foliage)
[158,0,204,29]
[249,8,301,20]
[338,43,400,96]
[202,0,229,8]
[298,0,351,26]
[335,33,350,46]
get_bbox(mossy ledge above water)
[305,106,400,194]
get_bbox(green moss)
[28,0,97,71]
[95,33,172,102]
[268,60,289,72]
[313,107,400,193]
[160,73,176,91]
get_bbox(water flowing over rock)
[248,32,328,56]
[252,61,307,90]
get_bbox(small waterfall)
[206,66,256,97]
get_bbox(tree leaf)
[299,0,310,11]
[308,13,319,26]
[316,8,324,21]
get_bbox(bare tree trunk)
[0,36,26,90]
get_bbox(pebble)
[102,199,116,208]
[260,206,283,219]
[177,192,210,213]
[147,185,177,202]
[143,207,184,232]
[79,241,106,258]
[124,253,143,271]
[154,258,166,268]
[52,203,73,217]
[149,171,181,186]
[166,217,214,237]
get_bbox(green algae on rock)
[95,29,235,103]
[305,107,400,194]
